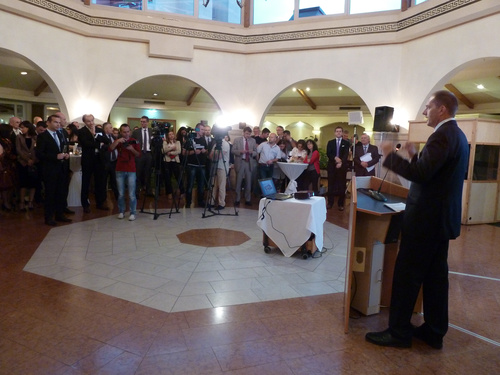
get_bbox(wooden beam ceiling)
[34,80,48,97]
[445,83,474,109]
[296,89,316,110]
[187,87,201,106]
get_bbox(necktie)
[244,138,249,160]
[143,129,148,152]
[336,139,340,157]
[52,131,60,150]
[363,146,368,154]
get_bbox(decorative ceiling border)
[20,0,481,44]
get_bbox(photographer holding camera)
[110,123,140,221]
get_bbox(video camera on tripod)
[211,125,231,149]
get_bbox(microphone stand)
[367,143,401,202]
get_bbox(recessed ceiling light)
[20,71,28,75]
[153,93,158,96]
[476,84,485,90]
[306,87,310,91]
[292,87,297,92]
[338,86,343,91]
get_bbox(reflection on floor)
[1,197,499,374]
[24,208,348,313]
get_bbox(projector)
[294,191,312,200]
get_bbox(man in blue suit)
[366,91,469,349]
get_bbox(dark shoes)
[413,325,443,349]
[45,220,57,227]
[97,205,110,210]
[245,201,252,206]
[55,216,72,223]
[327,203,333,209]
[234,201,240,206]
[83,206,91,213]
[365,329,411,348]
[338,206,344,211]
[64,208,75,214]
[216,205,225,210]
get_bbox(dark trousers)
[104,160,119,201]
[389,236,450,340]
[135,151,152,194]
[258,164,274,180]
[162,161,184,195]
[43,165,68,221]
[327,162,347,207]
[186,165,206,206]
[81,157,106,207]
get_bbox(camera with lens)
[211,125,231,148]
[151,121,171,137]
[122,139,138,148]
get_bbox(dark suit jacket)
[35,130,69,177]
[383,120,468,241]
[132,127,152,153]
[78,126,101,167]
[326,138,350,167]
[354,143,380,176]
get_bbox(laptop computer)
[258,178,293,200]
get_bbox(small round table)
[67,154,82,207]
[277,161,307,194]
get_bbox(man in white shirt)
[256,133,280,181]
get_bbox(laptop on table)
[258,178,293,200]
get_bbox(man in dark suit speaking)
[366,90,469,349]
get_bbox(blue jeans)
[116,171,137,214]
[258,164,274,180]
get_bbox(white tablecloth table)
[67,154,82,207]
[257,196,326,257]
[277,161,308,194]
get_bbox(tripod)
[140,136,176,220]
[202,139,238,219]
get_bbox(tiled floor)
[1,194,500,374]
[23,208,348,313]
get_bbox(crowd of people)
[1,112,382,225]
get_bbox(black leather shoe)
[45,220,57,227]
[234,201,240,206]
[64,208,75,214]
[216,205,225,210]
[55,216,72,223]
[365,329,411,348]
[96,205,110,210]
[83,206,91,213]
[245,201,252,206]
[327,203,333,209]
[413,325,443,349]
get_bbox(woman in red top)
[298,139,320,193]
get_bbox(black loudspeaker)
[373,106,394,132]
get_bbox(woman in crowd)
[298,139,320,193]
[66,123,79,144]
[289,139,307,162]
[16,121,38,210]
[162,129,183,197]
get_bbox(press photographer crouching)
[109,124,140,221]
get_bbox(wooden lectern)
[343,176,413,333]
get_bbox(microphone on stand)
[368,143,401,202]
